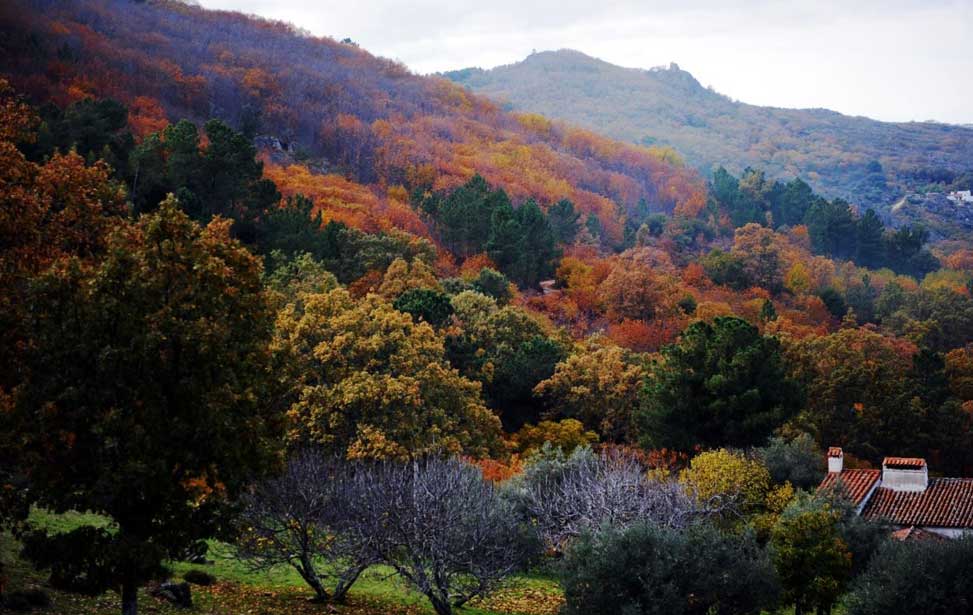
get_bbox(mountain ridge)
[444,49,973,212]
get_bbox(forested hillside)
[444,49,973,213]
[0,0,706,247]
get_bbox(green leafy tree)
[447,305,565,428]
[845,536,973,615]
[771,497,852,615]
[805,198,856,261]
[27,98,134,174]
[471,267,513,304]
[547,198,580,244]
[561,522,779,615]
[770,177,816,228]
[854,209,885,268]
[393,288,454,327]
[638,316,803,450]
[10,199,281,615]
[701,249,752,290]
[416,174,507,258]
[757,434,825,490]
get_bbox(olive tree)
[348,457,538,615]
[232,450,376,603]
[504,445,717,551]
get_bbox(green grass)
[1,510,562,615]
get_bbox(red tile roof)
[883,457,926,469]
[818,469,880,506]
[862,478,973,528]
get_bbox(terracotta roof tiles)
[818,469,880,506]
[862,478,973,528]
[883,457,926,469]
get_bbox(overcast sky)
[196,0,973,125]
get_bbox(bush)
[757,434,825,490]
[3,588,51,611]
[393,288,454,327]
[560,522,779,615]
[182,569,216,586]
[844,536,973,615]
[503,445,706,551]
[472,268,512,304]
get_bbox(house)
[947,190,973,204]
[817,447,973,539]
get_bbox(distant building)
[818,447,973,539]
[947,190,973,204]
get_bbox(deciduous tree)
[12,199,280,615]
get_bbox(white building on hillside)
[947,190,973,204]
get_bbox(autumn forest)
[2,1,973,615]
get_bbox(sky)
[195,0,973,125]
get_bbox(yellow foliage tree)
[512,419,598,455]
[378,257,441,299]
[534,339,646,441]
[679,449,775,517]
[275,289,501,460]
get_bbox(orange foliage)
[681,262,709,288]
[127,96,168,138]
[263,162,429,238]
[460,253,497,278]
[945,249,973,271]
[473,455,524,483]
[607,318,683,353]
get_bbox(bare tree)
[504,445,715,551]
[232,450,375,603]
[348,457,538,615]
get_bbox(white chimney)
[882,457,928,492]
[827,447,843,473]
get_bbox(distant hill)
[444,50,973,213]
[0,3,704,247]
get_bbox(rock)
[151,581,193,608]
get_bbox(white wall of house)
[923,527,971,539]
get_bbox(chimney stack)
[882,457,928,492]
[827,447,843,473]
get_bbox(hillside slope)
[444,50,973,211]
[0,2,704,245]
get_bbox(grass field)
[0,511,564,615]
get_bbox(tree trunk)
[428,593,452,615]
[121,581,138,615]
[333,564,367,603]
[296,558,330,603]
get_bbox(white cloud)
[195,0,973,124]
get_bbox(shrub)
[3,592,33,612]
[182,569,215,586]
[504,445,708,552]
[770,495,852,615]
[472,268,512,304]
[756,434,825,490]
[3,588,51,611]
[560,522,779,615]
[393,288,454,327]
[844,535,973,615]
